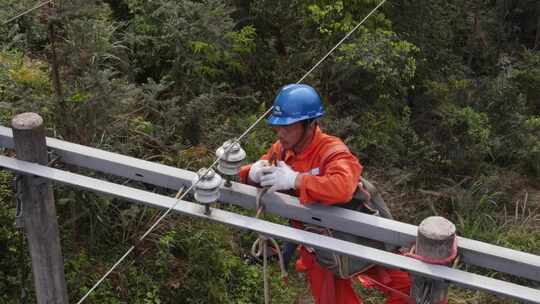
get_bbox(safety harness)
[304,176,394,279]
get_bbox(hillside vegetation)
[0,0,539,303]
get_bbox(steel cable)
[76,1,387,302]
[2,0,53,26]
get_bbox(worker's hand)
[248,159,270,183]
[260,161,299,192]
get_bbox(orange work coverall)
[240,126,411,304]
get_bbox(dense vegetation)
[1,0,539,303]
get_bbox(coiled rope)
[250,187,288,304]
[76,1,387,302]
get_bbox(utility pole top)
[419,216,456,241]
[12,112,44,130]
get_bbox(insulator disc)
[216,140,246,176]
[192,168,222,204]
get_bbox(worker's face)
[272,122,305,150]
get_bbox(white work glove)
[248,159,269,183]
[260,161,299,192]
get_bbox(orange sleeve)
[298,151,362,205]
[238,164,251,184]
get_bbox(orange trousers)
[296,247,412,304]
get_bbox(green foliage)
[295,1,422,172]
[422,79,494,175]
[513,50,540,114]
[448,285,518,304]
[124,0,247,90]
[388,0,470,78]
[0,49,51,124]
[56,188,304,304]
[58,4,126,76]
[2,0,540,303]
[306,0,391,35]
[440,105,492,171]
[234,103,276,163]
[0,170,23,303]
[430,172,540,256]
[517,117,540,176]
[0,0,49,51]
[308,1,351,34]
[67,218,302,304]
[159,225,256,303]
[342,105,437,170]
[65,250,122,304]
[424,78,472,108]
[43,2,138,144]
[226,25,258,75]
[119,78,263,163]
[452,179,505,241]
[497,226,540,255]
[336,28,418,99]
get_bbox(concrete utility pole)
[12,112,68,304]
[411,216,457,304]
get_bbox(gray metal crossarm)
[0,126,540,283]
[0,155,539,303]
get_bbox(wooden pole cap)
[11,112,44,130]
[412,217,456,304]
[417,216,456,262]
[419,216,455,240]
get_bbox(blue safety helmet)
[267,84,324,126]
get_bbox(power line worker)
[239,84,411,304]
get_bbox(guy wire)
[2,0,53,26]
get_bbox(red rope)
[358,273,451,304]
[357,274,416,304]
[403,236,458,265]
[367,236,457,303]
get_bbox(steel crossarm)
[0,126,540,282]
[0,155,539,303]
